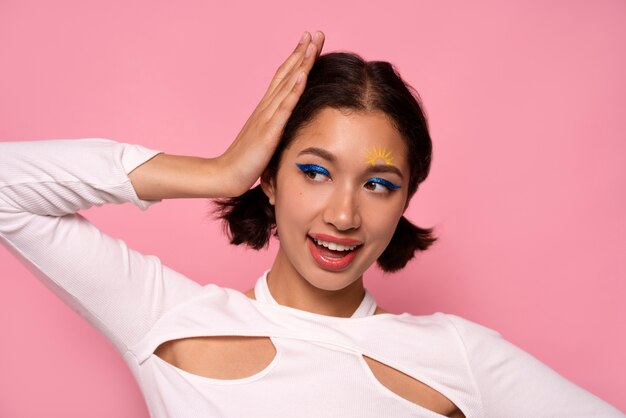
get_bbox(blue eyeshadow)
[368,177,401,190]
[296,163,331,176]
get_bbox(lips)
[309,233,362,246]
[307,234,362,271]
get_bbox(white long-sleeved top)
[0,138,623,418]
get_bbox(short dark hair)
[214,52,435,272]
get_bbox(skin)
[259,107,409,317]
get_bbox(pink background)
[1,0,625,415]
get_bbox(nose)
[322,188,361,231]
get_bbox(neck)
[267,249,366,318]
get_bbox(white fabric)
[0,138,623,418]
[254,269,378,318]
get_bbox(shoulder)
[372,311,507,358]
[365,311,484,348]
[376,311,495,332]
[438,313,503,339]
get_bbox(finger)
[264,70,308,139]
[265,32,311,95]
[298,37,321,75]
[284,31,323,85]
[266,73,306,138]
[256,31,322,124]
[256,38,317,118]
[248,35,309,122]
[261,40,318,117]
[312,31,325,59]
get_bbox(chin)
[299,267,364,292]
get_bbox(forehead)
[285,107,408,168]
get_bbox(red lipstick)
[307,234,362,272]
[309,233,363,246]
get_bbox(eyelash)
[365,177,401,191]
[295,163,401,193]
[296,163,330,180]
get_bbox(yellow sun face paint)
[365,146,394,166]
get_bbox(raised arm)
[0,31,325,356]
[128,31,325,201]
[0,138,204,355]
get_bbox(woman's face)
[263,107,410,291]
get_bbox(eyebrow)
[297,147,336,163]
[365,164,404,179]
[297,146,404,180]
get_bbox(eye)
[296,163,331,182]
[364,177,401,193]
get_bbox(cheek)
[365,210,400,241]
[274,178,324,231]
[360,196,406,242]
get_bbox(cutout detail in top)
[154,336,277,380]
[362,355,465,417]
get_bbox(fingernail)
[305,43,314,57]
[315,31,322,40]
[300,31,309,44]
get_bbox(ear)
[260,170,276,206]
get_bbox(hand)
[127,32,324,201]
[218,31,325,197]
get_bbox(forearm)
[128,152,235,200]
[128,33,326,202]
[0,138,161,214]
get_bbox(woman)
[0,31,622,417]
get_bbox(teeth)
[314,239,358,251]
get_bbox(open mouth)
[307,235,362,271]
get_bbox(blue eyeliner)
[368,177,401,190]
[296,163,331,177]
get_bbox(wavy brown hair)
[214,52,435,272]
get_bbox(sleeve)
[445,314,625,417]
[0,138,203,355]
